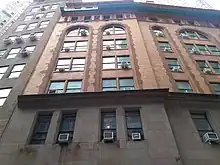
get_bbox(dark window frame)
[103,39,128,50]
[175,80,193,93]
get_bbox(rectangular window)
[196,60,209,72]
[208,45,220,56]
[103,57,115,69]
[101,111,116,141]
[84,16,91,22]
[31,7,39,12]
[71,17,78,22]
[0,88,11,106]
[196,44,210,55]
[115,39,128,49]
[48,81,65,93]
[191,113,213,138]
[7,48,21,59]
[21,34,30,40]
[0,50,6,58]
[103,40,114,50]
[43,5,50,10]
[119,78,134,90]
[71,58,85,71]
[25,46,35,54]
[15,24,26,32]
[166,58,182,72]
[62,42,75,52]
[45,12,55,18]
[30,113,52,144]
[125,110,143,140]
[24,15,33,21]
[27,22,38,30]
[0,66,8,79]
[35,13,44,19]
[209,61,220,73]
[35,32,43,39]
[185,43,197,54]
[102,79,117,91]
[39,21,49,28]
[9,64,25,78]
[210,83,220,94]
[57,112,76,143]
[51,4,59,9]
[75,41,88,52]
[66,81,82,93]
[176,81,193,93]
[56,58,71,71]
[158,41,172,52]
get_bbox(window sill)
[171,70,184,73]
[60,51,87,53]
[53,70,84,73]
[191,53,219,57]
[103,48,128,51]
[102,68,131,71]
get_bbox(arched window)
[67,27,89,37]
[152,27,165,37]
[103,25,125,35]
[179,30,208,40]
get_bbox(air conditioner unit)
[171,66,182,72]
[20,49,30,57]
[58,68,65,72]
[180,33,190,39]
[48,89,56,94]
[203,68,212,74]
[29,34,37,41]
[40,7,46,11]
[106,31,111,35]
[4,38,13,45]
[58,133,70,144]
[132,133,141,141]
[190,49,200,55]
[106,45,111,50]
[121,61,130,69]
[103,132,114,142]
[80,30,87,36]
[155,31,164,37]
[36,16,40,19]
[163,47,172,52]
[15,37,23,44]
[65,47,70,52]
[203,132,219,144]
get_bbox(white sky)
[0,0,219,9]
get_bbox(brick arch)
[63,24,92,36]
[99,22,126,32]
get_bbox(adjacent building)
[0,0,220,165]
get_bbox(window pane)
[49,82,65,93]
[102,112,116,129]
[31,7,39,12]
[9,48,20,54]
[176,81,192,92]
[119,78,134,87]
[103,40,114,49]
[26,46,35,52]
[21,34,30,39]
[46,12,54,18]
[36,14,44,18]
[102,79,116,87]
[0,98,6,106]
[12,64,25,72]
[67,81,81,88]
[114,27,125,34]
[116,39,128,49]
[186,31,198,39]
[67,29,79,36]
[0,50,6,57]
[104,27,114,35]
[57,59,71,65]
[51,4,59,9]
[103,57,115,63]
[103,64,115,69]
[0,66,8,74]
[126,111,142,128]
[9,72,21,78]
[0,88,11,97]
[35,32,43,38]
[72,58,85,65]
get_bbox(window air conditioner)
[65,47,70,52]
[20,49,30,57]
[203,68,212,74]
[58,133,70,144]
[58,68,65,72]
[155,31,164,37]
[121,61,130,69]
[80,30,87,36]
[203,132,219,144]
[29,34,37,41]
[106,31,111,35]
[103,132,114,142]
[106,45,111,50]
[163,47,172,52]
[132,133,141,141]
[48,89,56,94]
[15,36,23,44]
[171,66,182,72]
[4,38,13,45]
[40,7,46,11]
[190,49,200,55]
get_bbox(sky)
[0,0,220,10]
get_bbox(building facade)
[1,0,220,165]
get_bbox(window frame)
[175,80,193,93]
[210,82,220,95]
[0,88,12,106]
[15,24,26,32]
[45,12,55,18]
[158,41,172,52]
[180,30,208,40]
[7,48,21,59]
[166,58,183,72]
[185,44,220,56]
[102,55,131,70]
[103,26,125,35]
[0,66,8,79]
[8,64,25,78]
[103,39,128,50]
[24,15,34,21]
[39,21,49,28]
[27,22,38,30]
[61,41,88,52]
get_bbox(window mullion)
[70,58,74,70]
[64,80,68,93]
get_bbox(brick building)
[1,0,220,165]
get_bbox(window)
[103,55,131,69]
[101,111,116,141]
[0,50,6,58]
[185,44,198,54]
[210,83,220,94]
[207,46,220,56]
[62,41,88,52]
[116,14,123,20]
[176,81,193,93]
[51,4,59,9]
[94,15,100,20]
[196,45,210,55]
[57,112,76,143]
[180,30,208,40]
[25,46,35,54]
[56,59,71,71]
[196,61,210,72]
[103,26,125,35]
[7,48,21,59]
[24,15,33,21]
[31,7,39,13]
[35,32,43,39]
[71,58,85,71]
[21,34,30,40]
[166,58,182,72]
[39,21,49,28]
[191,113,214,138]
[158,42,172,52]
[35,13,44,19]
[103,39,128,50]
[45,12,54,18]
[9,64,25,78]
[27,23,38,30]
[152,28,164,37]
[209,61,220,73]
[48,80,82,93]
[30,113,52,144]
[15,24,26,32]
[0,88,11,106]
[119,78,134,90]
[8,36,17,42]
[0,66,8,79]
[42,5,50,10]
[125,110,143,140]
[102,78,134,91]
[67,28,89,37]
